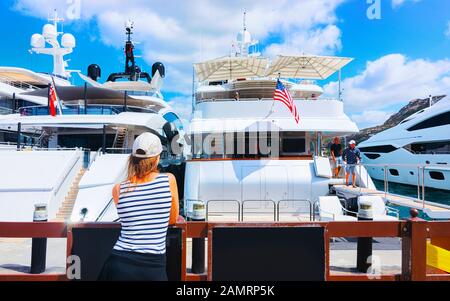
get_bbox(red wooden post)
[402,209,427,281]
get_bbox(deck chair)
[318,196,357,222]
[358,195,399,221]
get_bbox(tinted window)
[429,171,445,181]
[282,138,306,154]
[407,111,450,131]
[389,169,399,176]
[364,153,381,160]
[359,145,397,153]
[404,140,450,154]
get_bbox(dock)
[333,184,450,219]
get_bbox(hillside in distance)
[349,95,446,144]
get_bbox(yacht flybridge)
[0,21,184,222]
[184,19,368,221]
[0,11,74,115]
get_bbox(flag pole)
[47,84,51,115]
[269,73,281,114]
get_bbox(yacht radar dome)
[234,11,259,57]
[29,10,76,78]
[61,33,76,49]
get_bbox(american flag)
[273,79,300,124]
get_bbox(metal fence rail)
[242,200,277,221]
[206,200,240,221]
[276,199,315,221]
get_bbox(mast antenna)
[243,10,247,32]
[48,9,64,34]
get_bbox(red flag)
[48,84,57,117]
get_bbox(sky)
[1,0,450,129]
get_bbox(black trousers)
[98,249,168,281]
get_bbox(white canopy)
[265,55,353,79]
[194,56,269,81]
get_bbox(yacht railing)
[335,162,450,211]
[276,199,315,221]
[96,197,120,222]
[206,200,241,221]
[203,199,315,222]
[195,97,338,104]
[0,74,39,91]
[18,104,156,116]
[242,200,277,221]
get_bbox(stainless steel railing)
[206,200,241,222]
[204,199,315,222]
[276,199,315,221]
[336,162,450,210]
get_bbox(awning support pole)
[17,122,21,151]
[84,82,88,115]
[338,69,342,102]
[102,124,106,154]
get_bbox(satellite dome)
[236,30,252,44]
[42,24,57,40]
[61,33,76,48]
[30,33,45,48]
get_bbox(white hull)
[359,98,450,192]
[364,150,450,191]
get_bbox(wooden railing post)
[402,209,427,281]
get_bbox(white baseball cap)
[132,132,163,158]
[349,140,356,145]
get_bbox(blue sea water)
[373,179,450,219]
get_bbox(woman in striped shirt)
[99,132,179,281]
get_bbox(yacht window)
[282,138,306,154]
[407,111,450,131]
[281,132,306,156]
[58,134,115,150]
[389,169,400,176]
[358,145,398,153]
[404,140,450,154]
[364,153,381,160]
[429,171,445,181]
[191,132,269,159]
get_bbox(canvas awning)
[265,55,353,79]
[194,56,269,81]
[18,86,167,111]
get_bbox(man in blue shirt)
[342,140,361,187]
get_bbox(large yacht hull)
[363,150,450,191]
[359,98,450,192]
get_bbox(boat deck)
[333,185,450,217]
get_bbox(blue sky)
[1,0,450,128]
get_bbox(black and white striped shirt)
[113,174,172,254]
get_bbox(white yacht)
[358,97,450,191]
[0,11,74,115]
[183,20,371,221]
[0,22,185,222]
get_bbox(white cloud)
[166,95,193,126]
[13,0,346,121]
[324,54,450,128]
[351,110,393,129]
[265,24,342,57]
[391,0,421,8]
